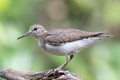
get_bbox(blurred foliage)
[0,0,120,80]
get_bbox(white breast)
[45,37,100,56]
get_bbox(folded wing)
[45,29,106,46]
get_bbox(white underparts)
[44,37,100,56]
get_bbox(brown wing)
[45,29,104,46]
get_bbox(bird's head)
[17,24,47,39]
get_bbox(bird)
[17,24,111,70]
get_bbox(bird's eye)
[33,28,37,31]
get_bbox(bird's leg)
[56,55,74,70]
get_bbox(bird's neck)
[35,32,47,50]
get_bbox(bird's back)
[45,29,105,46]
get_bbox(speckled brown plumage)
[45,29,105,46]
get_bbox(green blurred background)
[0,0,120,80]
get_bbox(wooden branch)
[0,68,81,80]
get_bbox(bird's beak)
[17,32,31,40]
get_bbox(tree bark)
[0,68,81,80]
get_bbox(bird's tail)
[101,34,113,38]
[99,32,113,38]
[93,31,113,38]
